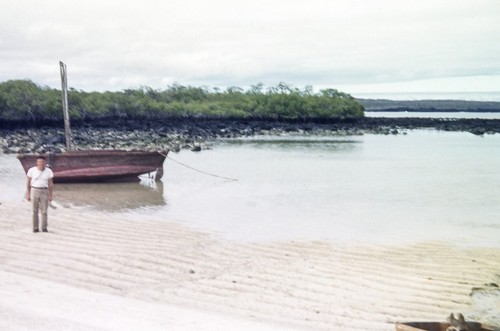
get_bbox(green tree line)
[0,80,364,121]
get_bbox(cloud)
[0,0,499,94]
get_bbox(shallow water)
[2,129,500,246]
[364,111,500,118]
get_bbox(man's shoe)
[42,229,48,233]
[33,229,39,233]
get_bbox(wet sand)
[0,201,499,330]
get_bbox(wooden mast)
[59,61,72,150]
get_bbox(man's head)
[36,156,46,170]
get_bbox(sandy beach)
[1,200,499,331]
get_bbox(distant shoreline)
[357,98,500,112]
[365,109,500,113]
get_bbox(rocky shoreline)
[1,116,500,154]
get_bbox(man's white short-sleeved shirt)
[27,167,54,188]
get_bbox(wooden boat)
[17,62,168,183]
[396,322,497,331]
[17,150,167,183]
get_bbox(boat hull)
[396,322,496,331]
[17,150,168,183]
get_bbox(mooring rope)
[159,152,238,181]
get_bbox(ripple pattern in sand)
[1,202,499,330]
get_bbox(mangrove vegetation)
[0,80,364,122]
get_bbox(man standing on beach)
[25,156,54,233]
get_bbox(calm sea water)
[365,111,500,119]
[1,129,499,246]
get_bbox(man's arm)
[25,176,31,201]
[48,178,53,201]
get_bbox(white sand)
[1,201,499,330]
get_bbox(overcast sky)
[1,0,499,96]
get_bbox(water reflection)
[54,180,165,211]
[225,136,362,152]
